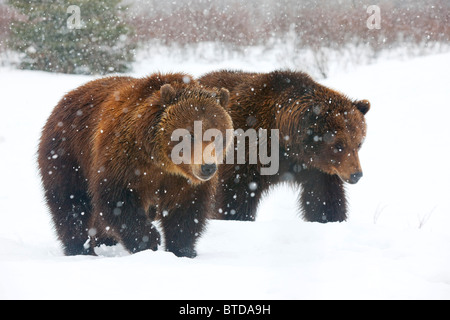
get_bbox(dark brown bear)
[38,73,233,258]
[199,70,370,223]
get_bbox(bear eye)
[333,143,344,153]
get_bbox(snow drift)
[0,52,449,299]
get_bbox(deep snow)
[0,52,450,299]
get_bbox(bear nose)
[349,172,363,184]
[201,163,217,176]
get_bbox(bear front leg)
[91,189,161,254]
[213,165,262,221]
[161,183,213,258]
[298,169,348,223]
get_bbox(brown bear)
[38,73,233,258]
[199,70,370,223]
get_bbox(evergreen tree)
[7,0,136,74]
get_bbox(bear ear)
[218,88,230,108]
[355,99,370,115]
[160,84,176,106]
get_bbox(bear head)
[279,81,370,184]
[155,84,233,184]
[302,91,369,184]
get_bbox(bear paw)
[169,246,197,258]
[132,227,161,253]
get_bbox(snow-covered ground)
[0,51,449,299]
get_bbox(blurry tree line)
[131,0,449,48]
[0,0,448,75]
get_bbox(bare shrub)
[2,0,449,75]
[127,0,449,77]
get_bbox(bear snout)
[191,163,219,182]
[201,163,217,177]
[349,171,363,184]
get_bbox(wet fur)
[38,73,232,257]
[199,70,369,222]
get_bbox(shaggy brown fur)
[199,70,370,222]
[38,73,232,258]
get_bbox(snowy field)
[0,51,449,299]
